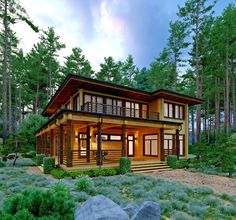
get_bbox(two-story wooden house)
[36,74,201,169]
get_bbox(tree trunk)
[191,108,195,145]
[18,84,22,128]
[8,72,12,134]
[215,77,220,137]
[2,0,9,144]
[231,59,236,131]
[225,46,230,135]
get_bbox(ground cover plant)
[1,166,236,219]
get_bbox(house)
[36,74,201,169]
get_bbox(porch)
[36,112,184,168]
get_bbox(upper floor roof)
[42,74,202,116]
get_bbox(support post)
[66,120,73,167]
[50,129,54,156]
[59,124,63,164]
[97,122,103,167]
[122,125,126,157]
[160,128,165,161]
[176,129,180,160]
[86,126,90,162]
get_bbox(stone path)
[26,166,54,179]
[148,169,236,196]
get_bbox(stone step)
[131,163,168,169]
[132,168,172,174]
[132,165,170,172]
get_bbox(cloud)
[13,0,233,72]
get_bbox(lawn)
[0,166,236,219]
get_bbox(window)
[164,134,173,151]
[73,95,79,110]
[110,135,121,141]
[95,134,121,141]
[79,133,87,156]
[127,135,134,156]
[164,102,184,119]
[141,104,148,118]
[125,101,140,117]
[144,134,158,156]
[179,135,184,156]
[84,94,103,113]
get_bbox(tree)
[96,56,122,83]
[62,47,94,78]
[178,0,216,142]
[167,20,189,91]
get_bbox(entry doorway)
[127,135,134,157]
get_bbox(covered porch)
[36,113,183,168]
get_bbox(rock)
[75,195,129,220]
[122,203,139,218]
[131,201,161,220]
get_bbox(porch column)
[97,122,103,167]
[50,129,54,156]
[86,126,90,162]
[66,120,73,167]
[160,128,165,161]
[176,129,180,160]
[59,124,64,164]
[122,125,126,157]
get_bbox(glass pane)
[175,105,179,118]
[77,96,80,110]
[179,135,183,140]
[164,103,168,117]
[164,140,168,149]
[169,140,173,149]
[145,135,158,140]
[169,104,173,117]
[142,104,148,118]
[180,140,183,155]
[126,102,130,108]
[110,135,121,140]
[84,94,91,103]
[164,134,173,140]
[128,136,134,140]
[128,142,133,155]
[145,141,150,155]
[151,140,158,155]
[101,135,108,140]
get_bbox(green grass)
[0,166,236,219]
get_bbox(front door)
[127,135,134,157]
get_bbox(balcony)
[81,102,160,120]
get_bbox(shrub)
[43,157,55,174]
[76,177,93,193]
[1,183,74,219]
[119,157,131,174]
[23,150,36,158]
[0,160,6,168]
[176,160,188,169]
[36,154,45,166]
[51,169,68,179]
[167,155,177,169]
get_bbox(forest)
[0,0,236,150]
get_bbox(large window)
[84,94,104,113]
[79,133,87,156]
[164,102,184,119]
[164,134,185,156]
[144,134,158,156]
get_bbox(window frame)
[143,134,158,156]
[164,102,185,119]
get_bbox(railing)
[71,149,122,166]
[81,102,159,120]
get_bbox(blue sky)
[15,0,234,71]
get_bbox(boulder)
[75,195,129,220]
[131,201,160,220]
[122,203,138,218]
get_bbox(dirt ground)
[148,169,236,196]
[26,166,54,179]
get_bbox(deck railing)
[71,149,122,166]
[81,102,159,120]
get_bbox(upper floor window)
[164,102,184,119]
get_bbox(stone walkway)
[26,166,54,179]
[148,169,236,196]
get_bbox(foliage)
[50,168,67,179]
[167,155,177,169]
[43,157,55,174]
[0,183,75,220]
[176,159,188,169]
[119,157,131,174]
[0,160,6,168]
[75,177,93,193]
[19,115,47,147]
[36,154,45,166]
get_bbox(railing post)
[122,125,126,157]
[160,128,165,161]
[176,129,180,160]
[86,126,90,162]
[97,122,103,167]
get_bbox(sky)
[14,0,234,71]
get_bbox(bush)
[1,183,75,220]
[51,168,68,179]
[167,155,177,169]
[22,150,36,158]
[176,160,188,169]
[43,157,55,174]
[0,160,6,167]
[76,177,93,193]
[119,157,131,174]
[36,154,45,166]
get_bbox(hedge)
[167,155,177,169]
[119,157,131,174]
[43,157,55,174]
[36,154,45,166]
